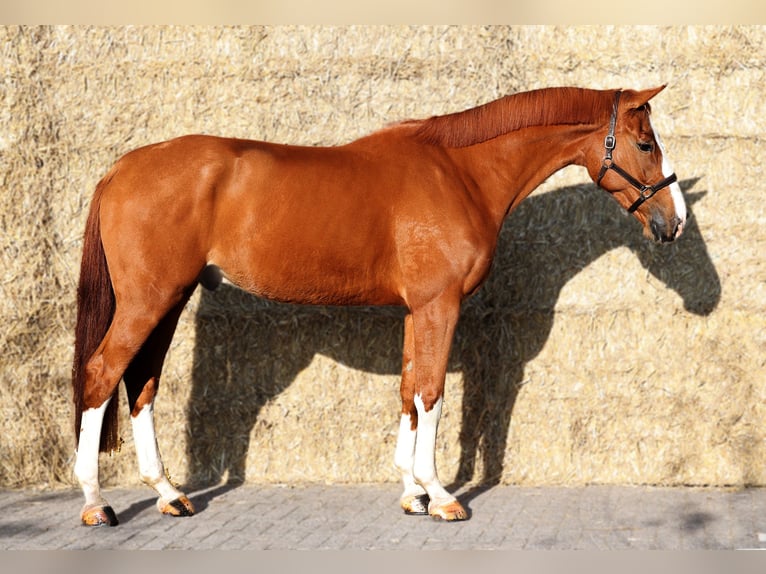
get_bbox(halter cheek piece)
[596,91,678,214]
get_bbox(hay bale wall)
[1,25,763,489]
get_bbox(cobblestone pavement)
[1,483,765,550]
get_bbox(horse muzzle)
[649,212,684,243]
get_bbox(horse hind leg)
[124,297,194,518]
[74,315,148,526]
[74,293,192,526]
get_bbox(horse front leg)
[394,313,430,515]
[402,295,467,521]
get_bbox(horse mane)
[408,87,615,148]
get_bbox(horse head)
[584,86,686,244]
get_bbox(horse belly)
[208,201,402,307]
[210,247,401,306]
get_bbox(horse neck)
[449,123,597,228]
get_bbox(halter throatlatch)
[596,91,678,214]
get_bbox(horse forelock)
[409,87,615,148]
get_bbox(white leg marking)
[74,400,110,508]
[394,413,426,500]
[131,401,185,506]
[412,395,454,508]
[650,114,687,235]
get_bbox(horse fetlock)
[139,471,167,489]
[411,466,438,489]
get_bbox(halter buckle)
[604,135,616,151]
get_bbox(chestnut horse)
[72,86,686,526]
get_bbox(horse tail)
[72,169,119,453]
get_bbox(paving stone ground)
[1,483,765,550]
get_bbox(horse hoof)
[429,500,468,521]
[159,495,195,517]
[401,493,430,515]
[81,505,119,527]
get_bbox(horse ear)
[625,85,666,109]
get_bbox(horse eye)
[637,142,654,153]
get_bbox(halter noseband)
[596,91,678,214]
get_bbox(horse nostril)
[649,213,678,243]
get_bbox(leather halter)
[596,91,678,214]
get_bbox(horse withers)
[72,86,685,525]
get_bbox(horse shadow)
[183,179,720,507]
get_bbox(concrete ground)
[2,483,765,550]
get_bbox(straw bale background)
[1,25,764,490]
